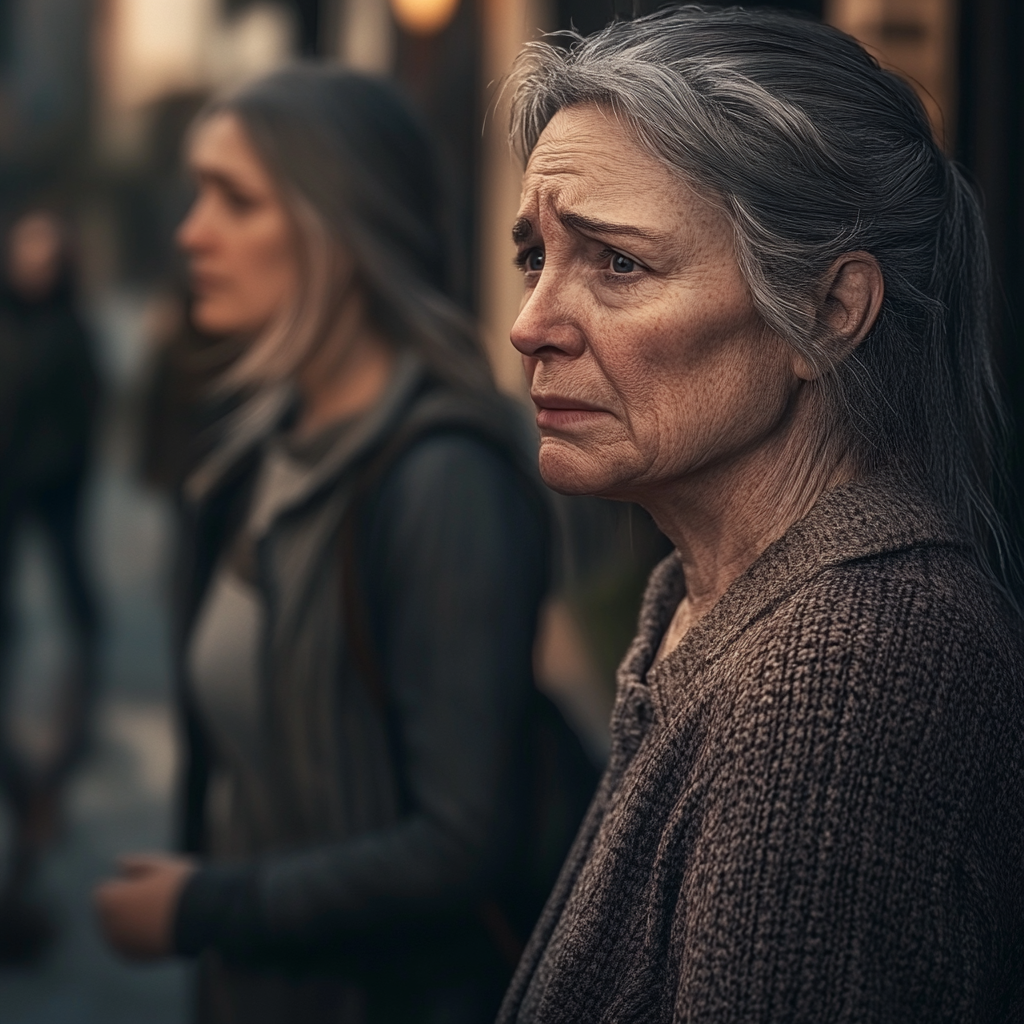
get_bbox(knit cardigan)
[499,477,1024,1024]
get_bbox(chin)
[538,436,630,498]
[190,301,243,336]
[190,300,223,334]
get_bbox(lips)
[532,393,609,430]
[188,270,227,295]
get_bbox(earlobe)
[791,351,817,381]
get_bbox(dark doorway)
[958,0,1024,581]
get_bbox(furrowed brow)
[560,211,664,243]
[512,217,533,244]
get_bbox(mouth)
[188,270,226,297]
[531,393,610,431]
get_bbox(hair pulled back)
[508,5,1013,586]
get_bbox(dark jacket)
[500,476,1024,1024]
[0,282,99,495]
[172,357,550,1015]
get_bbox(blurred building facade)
[0,0,93,213]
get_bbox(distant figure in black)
[0,208,101,959]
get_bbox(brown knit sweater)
[499,477,1024,1023]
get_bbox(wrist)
[173,863,261,957]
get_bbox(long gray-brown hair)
[197,65,492,394]
[508,6,1016,590]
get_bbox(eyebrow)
[512,211,670,247]
[512,217,533,244]
[559,211,665,242]
[191,166,255,195]
[192,168,234,191]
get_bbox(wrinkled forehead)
[522,105,657,192]
[517,104,729,246]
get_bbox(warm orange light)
[389,0,460,35]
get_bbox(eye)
[515,247,545,274]
[224,188,257,213]
[610,252,636,274]
[210,178,258,215]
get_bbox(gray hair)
[507,6,1016,591]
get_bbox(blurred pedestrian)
[0,208,101,960]
[95,67,589,1024]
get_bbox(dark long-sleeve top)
[0,282,99,491]
[500,476,1024,1024]
[172,358,549,966]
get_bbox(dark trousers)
[0,465,99,812]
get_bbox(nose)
[509,270,585,361]
[175,195,208,255]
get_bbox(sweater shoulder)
[710,541,1024,751]
[787,542,1022,671]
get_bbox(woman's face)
[511,104,801,502]
[177,112,300,336]
[8,211,63,299]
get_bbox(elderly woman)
[498,8,1024,1024]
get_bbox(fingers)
[92,854,195,961]
[92,877,159,961]
[93,877,138,929]
[93,880,129,946]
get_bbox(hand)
[93,853,197,960]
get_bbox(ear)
[791,252,884,381]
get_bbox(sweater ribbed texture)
[499,477,1024,1024]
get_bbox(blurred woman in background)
[94,67,564,1024]
[0,208,100,960]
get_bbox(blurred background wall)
[0,0,1020,1019]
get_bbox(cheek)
[647,327,794,472]
[203,219,299,332]
[598,297,792,475]
[236,222,299,309]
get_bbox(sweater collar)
[619,475,969,706]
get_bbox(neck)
[293,296,396,440]
[642,395,853,625]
